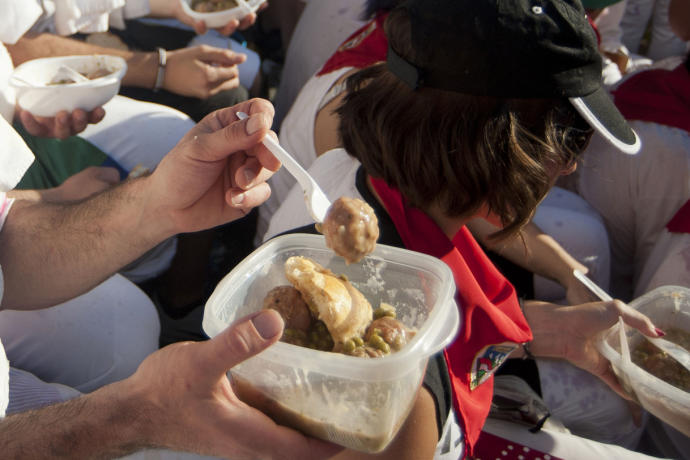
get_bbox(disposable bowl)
[179,0,265,28]
[597,285,690,436]
[203,234,460,452]
[9,55,126,117]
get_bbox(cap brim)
[570,87,640,155]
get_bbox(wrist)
[135,175,179,242]
[93,380,156,452]
[153,47,167,92]
[521,301,569,359]
[122,51,159,89]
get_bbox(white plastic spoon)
[236,111,331,223]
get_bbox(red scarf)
[317,13,389,76]
[370,177,532,455]
[614,63,690,233]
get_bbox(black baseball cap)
[386,0,640,154]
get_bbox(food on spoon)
[631,328,690,392]
[319,197,379,264]
[285,256,372,344]
[191,0,238,12]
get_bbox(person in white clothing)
[0,98,340,459]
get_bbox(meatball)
[262,285,313,332]
[320,197,379,264]
[365,316,416,352]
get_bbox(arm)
[6,34,246,99]
[468,219,596,304]
[1,309,341,459]
[518,299,661,397]
[7,166,121,203]
[669,0,690,40]
[0,98,279,310]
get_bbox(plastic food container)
[9,55,127,117]
[179,0,265,28]
[597,286,690,436]
[203,234,460,452]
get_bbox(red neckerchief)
[369,177,532,455]
[614,63,690,233]
[316,13,388,76]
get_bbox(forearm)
[0,178,172,310]
[6,34,158,89]
[471,220,586,286]
[1,381,151,459]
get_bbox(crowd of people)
[0,0,688,459]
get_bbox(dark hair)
[337,9,591,240]
[362,0,402,20]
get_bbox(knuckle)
[222,329,254,356]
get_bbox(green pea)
[343,339,356,353]
[378,341,391,354]
[353,336,364,347]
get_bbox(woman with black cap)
[269,1,663,459]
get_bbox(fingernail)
[231,192,245,205]
[245,113,266,135]
[655,327,666,337]
[243,168,256,185]
[252,310,282,339]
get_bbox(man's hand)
[146,98,280,235]
[0,310,341,459]
[17,107,106,139]
[164,45,247,98]
[125,309,341,459]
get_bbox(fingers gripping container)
[203,234,460,452]
[596,286,690,436]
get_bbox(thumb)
[95,166,122,185]
[198,310,284,380]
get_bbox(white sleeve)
[0,1,44,44]
[109,0,151,30]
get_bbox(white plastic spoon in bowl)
[573,269,690,372]
[236,111,331,223]
[55,65,90,84]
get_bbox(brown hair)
[336,8,591,240]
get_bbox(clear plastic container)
[597,286,690,436]
[203,234,460,452]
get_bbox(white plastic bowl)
[203,233,460,452]
[9,55,127,117]
[597,286,690,436]
[179,0,265,28]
